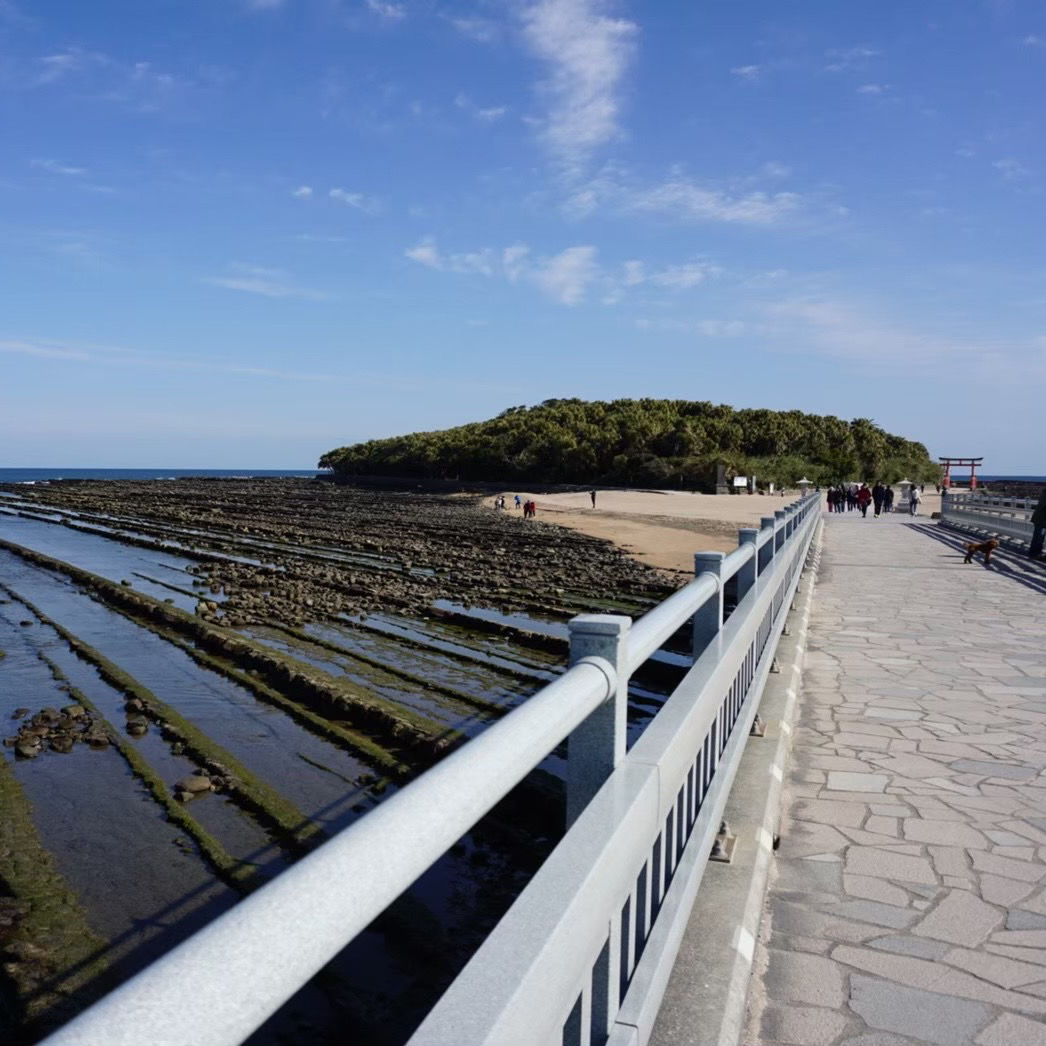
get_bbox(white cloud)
[329,187,380,213]
[993,157,1031,183]
[628,178,800,224]
[561,165,806,224]
[407,236,718,307]
[502,244,531,282]
[530,245,598,304]
[405,238,442,268]
[521,0,638,165]
[291,185,313,199]
[366,0,406,20]
[448,15,500,43]
[403,237,495,275]
[31,158,87,176]
[454,92,508,122]
[765,299,1008,373]
[621,259,719,289]
[1023,35,1044,47]
[207,264,329,300]
[857,83,886,95]
[730,65,760,81]
[823,46,880,73]
[36,47,105,85]
[634,318,757,337]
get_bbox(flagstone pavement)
[744,511,1046,1046]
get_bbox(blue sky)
[1,1,1043,470]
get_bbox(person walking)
[884,486,895,513]
[590,490,597,509]
[514,494,521,511]
[872,482,885,518]
[857,483,872,518]
[1029,488,1046,559]
[909,485,921,516]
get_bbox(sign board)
[732,476,747,488]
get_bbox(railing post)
[774,509,786,551]
[737,528,758,599]
[565,614,630,827]
[760,516,776,574]
[692,551,725,656]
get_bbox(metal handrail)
[44,492,820,1046]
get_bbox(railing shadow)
[908,522,1046,597]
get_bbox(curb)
[649,519,824,1046]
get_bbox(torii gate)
[939,456,983,490]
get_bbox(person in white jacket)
[909,486,922,516]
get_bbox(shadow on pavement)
[908,521,1046,597]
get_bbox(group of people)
[494,493,536,517]
[826,482,922,518]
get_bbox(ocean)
[0,468,321,484]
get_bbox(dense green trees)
[319,399,939,489]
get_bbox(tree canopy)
[319,399,939,489]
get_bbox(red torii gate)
[939,456,983,490]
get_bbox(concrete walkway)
[744,512,1046,1046]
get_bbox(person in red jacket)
[856,483,872,518]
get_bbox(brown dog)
[963,539,999,565]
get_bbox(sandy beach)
[491,488,942,576]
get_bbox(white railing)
[940,491,1037,545]
[45,493,821,1046]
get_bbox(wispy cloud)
[564,167,803,224]
[520,0,638,167]
[857,83,888,95]
[762,299,1042,382]
[993,157,1032,183]
[454,92,508,122]
[730,64,761,82]
[823,46,881,73]
[635,317,759,337]
[365,0,406,21]
[0,336,342,382]
[291,185,313,198]
[405,236,720,307]
[404,237,495,275]
[31,158,87,176]
[207,264,330,300]
[33,46,200,112]
[329,187,380,213]
[1023,34,1044,47]
[447,14,500,43]
[527,245,598,304]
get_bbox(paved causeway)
[745,512,1046,1046]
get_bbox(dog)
[963,538,999,565]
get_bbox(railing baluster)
[566,614,631,826]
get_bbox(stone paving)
[745,512,1046,1046]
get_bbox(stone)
[971,850,1046,883]
[867,935,950,960]
[845,847,937,885]
[827,771,889,793]
[942,946,1045,989]
[175,775,213,794]
[759,1003,850,1046]
[902,819,988,849]
[848,974,992,1045]
[976,1013,1046,1046]
[844,875,910,908]
[912,890,1003,947]
[980,875,1035,907]
[764,950,846,1008]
